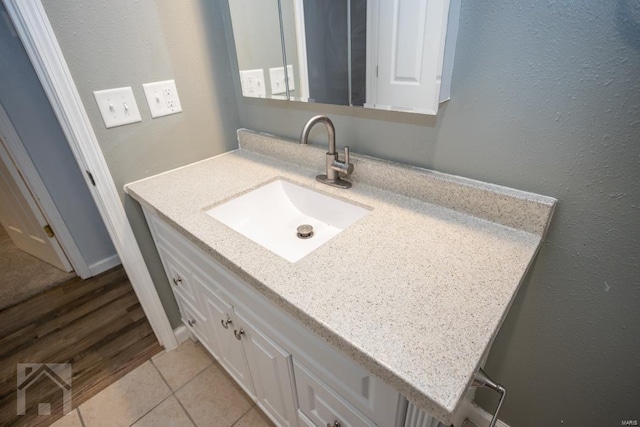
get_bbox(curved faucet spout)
[299,115,354,189]
[299,115,336,154]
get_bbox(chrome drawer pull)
[187,319,196,327]
[172,277,182,285]
[327,422,340,427]
[234,329,244,340]
[221,316,232,329]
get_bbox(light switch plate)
[142,80,183,118]
[269,65,295,95]
[93,87,142,128]
[239,69,266,98]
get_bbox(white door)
[0,135,72,271]
[236,311,298,427]
[369,0,450,114]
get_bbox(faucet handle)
[341,146,354,175]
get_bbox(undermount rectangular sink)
[206,179,370,262]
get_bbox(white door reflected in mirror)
[227,0,461,115]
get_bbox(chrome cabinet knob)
[187,319,196,327]
[234,329,244,340]
[220,316,232,329]
[327,421,341,427]
[172,277,182,285]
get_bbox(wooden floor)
[0,266,163,427]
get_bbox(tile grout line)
[188,344,266,426]
[125,362,173,426]
[230,404,257,427]
[76,408,87,427]
[149,355,201,426]
[151,346,257,427]
[173,391,198,427]
[127,393,174,427]
[81,341,250,427]
[155,358,213,395]
[159,358,212,426]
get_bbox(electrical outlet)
[269,65,295,95]
[142,80,183,118]
[239,69,266,98]
[93,87,142,128]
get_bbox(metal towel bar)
[472,368,506,427]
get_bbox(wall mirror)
[228,0,460,115]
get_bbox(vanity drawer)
[294,360,376,427]
[148,213,206,268]
[148,212,241,300]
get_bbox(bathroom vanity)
[125,130,556,427]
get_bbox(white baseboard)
[88,253,121,276]
[465,402,510,427]
[173,325,191,346]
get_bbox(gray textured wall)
[42,0,242,327]
[236,1,640,426]
[0,2,116,269]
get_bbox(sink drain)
[296,224,314,239]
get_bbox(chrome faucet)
[300,115,354,189]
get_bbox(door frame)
[0,100,85,276]
[291,0,310,100]
[3,0,177,349]
[364,0,379,109]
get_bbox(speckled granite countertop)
[125,130,556,425]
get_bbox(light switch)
[142,80,183,118]
[239,69,266,98]
[269,65,295,95]
[93,87,142,128]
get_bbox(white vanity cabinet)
[144,209,410,427]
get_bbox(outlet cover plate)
[269,65,295,95]
[239,69,266,98]
[93,87,142,128]
[142,80,183,118]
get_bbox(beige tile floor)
[51,340,274,427]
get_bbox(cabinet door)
[174,292,208,347]
[236,311,298,427]
[197,280,225,360]
[202,286,255,399]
